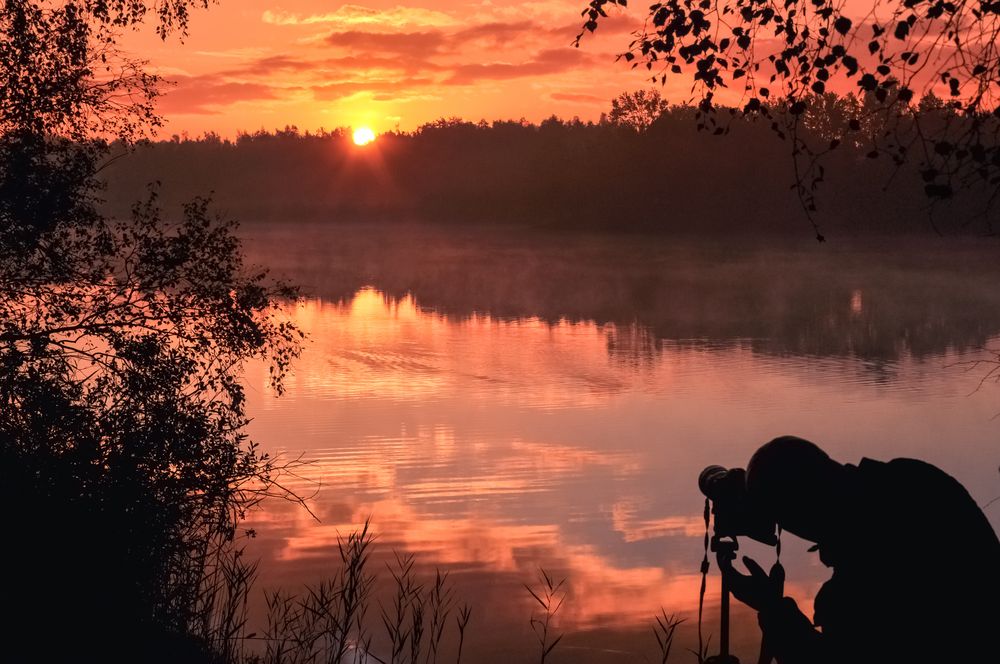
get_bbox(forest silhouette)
[102,96,996,237]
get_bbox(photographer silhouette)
[719,436,1000,664]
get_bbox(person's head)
[746,436,847,543]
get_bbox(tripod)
[705,535,741,664]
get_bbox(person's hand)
[717,553,784,613]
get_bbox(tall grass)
[236,520,471,664]
[423,570,456,664]
[254,520,376,664]
[454,604,472,664]
[207,522,693,664]
[524,569,567,664]
[208,546,259,662]
[652,610,685,664]
[380,552,420,664]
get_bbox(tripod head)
[711,534,740,557]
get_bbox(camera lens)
[698,465,729,499]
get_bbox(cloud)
[550,92,607,105]
[238,55,318,74]
[153,4,638,118]
[452,20,539,46]
[320,20,552,58]
[371,91,441,103]
[191,47,272,60]
[325,30,448,56]
[228,53,443,82]
[311,77,437,101]
[316,55,445,76]
[444,48,593,84]
[262,5,457,29]
[158,75,289,114]
[309,20,572,86]
[205,40,601,109]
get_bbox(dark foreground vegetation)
[0,2,300,661]
[102,95,997,238]
[143,520,688,664]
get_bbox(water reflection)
[243,276,1000,663]
[243,223,1000,364]
[265,289,663,409]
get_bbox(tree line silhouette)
[102,94,995,237]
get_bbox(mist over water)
[238,222,1000,663]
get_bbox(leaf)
[833,16,852,35]
[524,584,546,607]
[545,634,564,655]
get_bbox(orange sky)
[121,1,663,136]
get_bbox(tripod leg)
[721,578,731,657]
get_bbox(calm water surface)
[239,223,1000,662]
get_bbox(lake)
[239,222,1000,663]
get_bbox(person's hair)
[746,436,837,508]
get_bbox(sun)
[352,127,376,146]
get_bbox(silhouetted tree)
[576,0,1000,237]
[607,89,670,131]
[0,1,300,659]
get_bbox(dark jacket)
[758,457,1000,664]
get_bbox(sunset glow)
[120,1,651,136]
[352,126,376,145]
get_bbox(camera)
[699,465,777,546]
